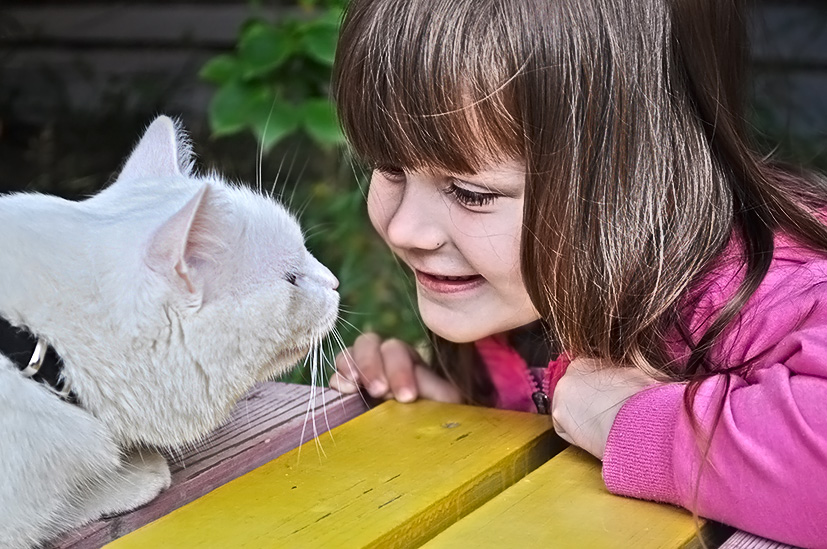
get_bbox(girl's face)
[367,158,540,343]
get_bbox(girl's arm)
[603,366,827,547]
[602,259,827,548]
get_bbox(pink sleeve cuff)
[602,383,686,506]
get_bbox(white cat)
[0,116,339,548]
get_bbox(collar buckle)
[21,338,48,377]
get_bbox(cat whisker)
[293,187,316,226]
[280,147,302,207]
[312,338,330,459]
[327,327,372,411]
[270,140,304,202]
[315,340,332,453]
[337,316,365,333]
[321,328,354,421]
[337,306,373,318]
[328,326,351,358]
[257,96,280,196]
[269,147,291,200]
[310,343,327,461]
[301,221,330,239]
[318,336,336,440]
[297,338,332,463]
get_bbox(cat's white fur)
[0,116,339,548]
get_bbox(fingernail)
[369,381,387,397]
[396,389,415,403]
[337,378,357,393]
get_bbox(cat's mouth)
[271,342,315,369]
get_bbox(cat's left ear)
[116,115,193,182]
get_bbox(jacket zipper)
[526,366,551,415]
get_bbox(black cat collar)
[0,316,76,402]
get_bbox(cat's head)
[47,116,339,446]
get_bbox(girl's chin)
[418,299,542,343]
[419,308,498,343]
[427,327,482,344]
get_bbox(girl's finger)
[413,365,463,404]
[554,426,575,446]
[380,339,419,403]
[329,371,359,394]
[334,347,359,382]
[352,333,388,397]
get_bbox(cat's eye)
[285,272,298,285]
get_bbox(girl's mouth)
[414,270,485,294]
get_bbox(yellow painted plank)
[423,446,711,549]
[106,400,564,549]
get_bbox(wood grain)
[104,400,564,549]
[424,446,719,549]
[719,530,799,549]
[49,382,368,549]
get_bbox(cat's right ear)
[146,183,216,297]
[116,116,193,183]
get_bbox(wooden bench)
[49,382,369,548]
[53,383,798,548]
[426,444,741,548]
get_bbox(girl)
[329,0,827,546]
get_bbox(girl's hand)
[551,359,659,460]
[330,333,463,404]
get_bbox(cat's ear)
[146,184,218,295]
[116,116,193,182]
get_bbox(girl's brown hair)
[333,0,827,406]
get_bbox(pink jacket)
[476,234,827,548]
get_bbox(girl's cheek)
[366,180,394,242]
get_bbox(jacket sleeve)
[601,260,827,548]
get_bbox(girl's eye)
[445,182,499,208]
[376,166,406,183]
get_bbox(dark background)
[1,0,826,198]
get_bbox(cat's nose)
[321,267,339,290]
[298,254,339,291]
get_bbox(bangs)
[333,0,527,174]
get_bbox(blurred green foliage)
[199,0,345,151]
[199,0,425,384]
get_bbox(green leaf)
[199,54,241,84]
[238,22,293,79]
[301,98,345,147]
[318,6,345,25]
[207,81,256,136]
[250,96,301,151]
[301,20,339,66]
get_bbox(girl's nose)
[384,175,447,252]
